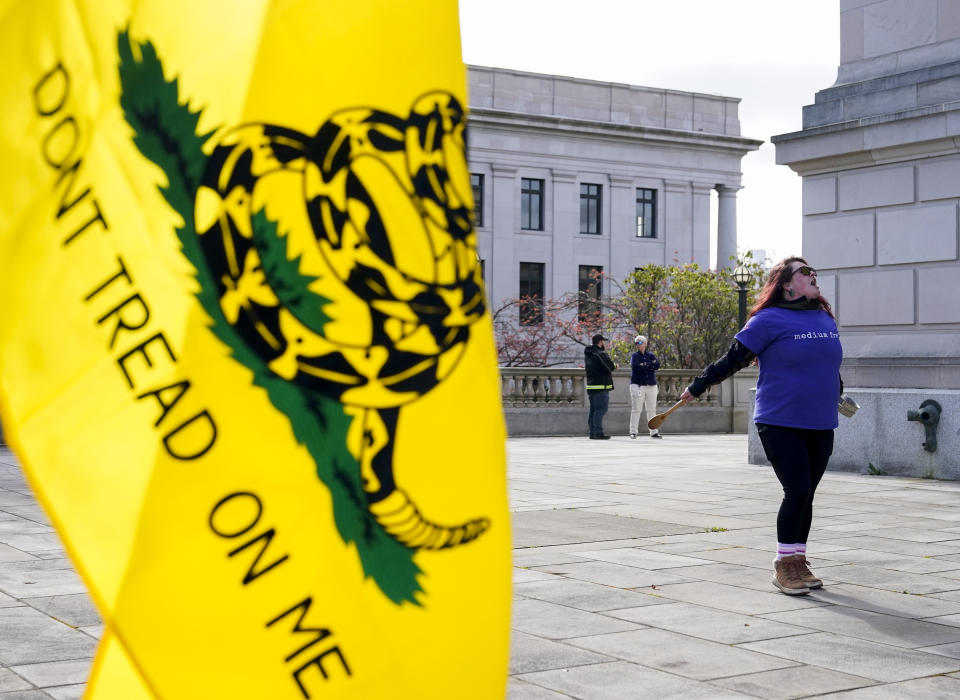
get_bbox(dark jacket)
[584,345,615,392]
[630,351,660,385]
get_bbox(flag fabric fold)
[0,1,510,697]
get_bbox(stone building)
[466,66,761,313]
[769,0,960,478]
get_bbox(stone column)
[490,164,517,308]
[716,185,741,270]
[551,170,577,300]
[609,176,635,283]
[663,180,691,265]
[691,183,713,268]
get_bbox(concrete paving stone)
[927,612,960,627]
[0,669,32,693]
[509,630,614,675]
[568,628,798,681]
[532,561,695,589]
[0,568,88,598]
[817,534,960,557]
[762,604,960,648]
[31,552,67,562]
[606,601,812,644]
[815,548,960,574]
[933,551,960,563]
[514,578,668,612]
[0,493,37,508]
[641,540,737,554]
[813,674,960,698]
[660,562,790,593]
[0,607,97,666]
[78,625,103,641]
[687,501,780,517]
[0,521,53,536]
[806,583,960,619]
[511,598,641,639]
[516,538,654,554]
[0,591,24,609]
[919,641,960,659]
[514,568,560,584]
[0,534,63,553]
[739,631,960,682]
[0,560,74,574]
[582,505,768,532]
[572,547,715,570]
[513,551,590,568]
[517,660,753,699]
[23,594,102,629]
[812,563,960,595]
[507,678,568,699]
[0,508,51,526]
[0,544,36,564]
[512,510,696,548]
[0,691,55,699]
[668,545,781,570]
[43,686,84,700]
[931,589,960,602]
[709,665,876,699]
[650,581,830,615]
[9,661,90,689]
[870,526,960,543]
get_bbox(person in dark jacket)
[584,334,615,439]
[629,335,661,438]
[680,257,842,596]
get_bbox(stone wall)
[748,387,960,480]
[773,1,960,397]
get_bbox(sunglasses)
[791,265,816,277]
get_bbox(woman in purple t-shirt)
[680,257,842,597]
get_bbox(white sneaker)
[629,433,637,439]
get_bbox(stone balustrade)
[500,368,720,407]
[499,366,757,436]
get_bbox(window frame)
[577,264,602,320]
[635,187,657,239]
[518,261,545,326]
[521,178,545,231]
[580,183,602,235]
[471,173,484,228]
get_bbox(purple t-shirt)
[736,307,842,430]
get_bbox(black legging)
[756,423,834,544]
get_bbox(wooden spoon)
[647,400,685,430]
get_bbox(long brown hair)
[750,256,834,319]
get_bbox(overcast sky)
[459,0,841,267]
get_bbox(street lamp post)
[733,264,751,329]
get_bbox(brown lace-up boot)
[772,556,809,595]
[794,554,823,589]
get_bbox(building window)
[636,188,657,238]
[580,183,602,234]
[471,174,484,228]
[519,262,545,325]
[578,265,602,319]
[521,178,544,231]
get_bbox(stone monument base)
[748,388,960,480]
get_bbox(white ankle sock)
[774,543,796,562]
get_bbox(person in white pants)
[629,335,661,438]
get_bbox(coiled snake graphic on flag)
[118,31,488,603]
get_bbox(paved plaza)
[3,436,960,698]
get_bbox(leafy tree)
[492,255,766,369]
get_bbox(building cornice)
[467,109,763,156]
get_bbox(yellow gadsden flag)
[0,1,510,697]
